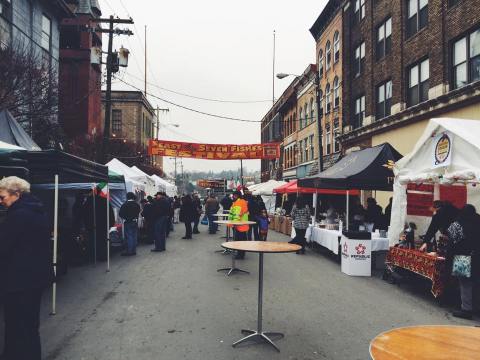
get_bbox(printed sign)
[341,237,372,276]
[407,184,434,217]
[148,140,280,160]
[433,132,452,168]
[197,179,226,189]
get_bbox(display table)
[385,247,447,297]
[221,241,301,352]
[213,213,230,239]
[341,236,372,276]
[292,226,390,255]
[370,325,480,360]
[214,220,257,276]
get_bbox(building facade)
[59,0,103,139]
[310,0,345,172]
[339,0,480,155]
[101,90,163,170]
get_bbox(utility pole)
[92,16,134,162]
[144,25,147,97]
[272,30,276,105]
[155,106,170,139]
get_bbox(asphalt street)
[1,223,475,360]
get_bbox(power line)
[123,72,272,104]
[115,76,261,123]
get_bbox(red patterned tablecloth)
[386,247,447,298]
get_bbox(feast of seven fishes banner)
[148,140,281,160]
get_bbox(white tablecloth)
[291,226,390,255]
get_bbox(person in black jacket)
[151,192,170,252]
[180,194,196,239]
[119,192,141,256]
[192,194,202,234]
[141,196,155,244]
[220,194,233,212]
[0,176,53,360]
[420,201,459,252]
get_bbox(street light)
[277,71,324,173]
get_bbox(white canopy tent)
[250,180,286,214]
[151,174,177,196]
[390,118,480,246]
[106,159,146,195]
[130,166,157,195]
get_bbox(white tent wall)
[389,118,480,246]
[251,180,286,196]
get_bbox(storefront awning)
[274,179,360,195]
[298,143,402,191]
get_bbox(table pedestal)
[217,253,249,276]
[215,227,232,254]
[232,253,283,352]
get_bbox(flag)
[95,182,109,199]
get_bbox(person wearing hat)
[228,190,250,259]
[119,192,141,256]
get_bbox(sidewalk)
[1,223,473,360]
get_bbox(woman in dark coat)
[0,176,53,360]
[446,204,480,319]
[180,195,196,239]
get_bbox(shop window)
[376,80,392,119]
[408,58,429,106]
[407,0,428,39]
[452,29,480,89]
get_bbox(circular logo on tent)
[434,134,451,165]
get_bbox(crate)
[274,215,281,232]
[279,216,287,234]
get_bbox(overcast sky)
[100,0,328,176]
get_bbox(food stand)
[388,118,480,295]
[299,143,402,276]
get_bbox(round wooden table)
[370,325,480,360]
[211,214,231,239]
[214,221,257,274]
[222,241,301,352]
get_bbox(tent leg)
[51,175,59,315]
[346,190,350,231]
[107,184,110,273]
[92,185,97,265]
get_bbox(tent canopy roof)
[26,150,108,184]
[251,180,286,195]
[274,179,360,195]
[0,110,41,151]
[395,118,480,184]
[299,143,402,191]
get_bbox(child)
[257,209,270,241]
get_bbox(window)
[453,29,480,89]
[333,77,340,108]
[41,14,51,51]
[318,50,324,77]
[325,126,331,155]
[304,138,308,163]
[334,31,340,63]
[354,0,366,23]
[309,134,315,160]
[333,119,340,153]
[408,58,429,106]
[376,80,392,119]
[354,42,365,77]
[304,103,309,125]
[299,140,304,163]
[354,95,365,128]
[325,83,331,113]
[377,17,392,60]
[326,41,332,71]
[407,0,428,38]
[299,108,303,129]
[310,98,315,121]
[112,110,122,132]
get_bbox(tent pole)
[106,183,110,272]
[92,185,97,265]
[314,190,318,225]
[346,190,350,231]
[51,175,59,315]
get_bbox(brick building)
[260,95,284,182]
[310,0,345,172]
[101,90,163,170]
[339,0,480,155]
[59,0,103,139]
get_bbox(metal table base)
[232,252,283,352]
[217,254,249,277]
